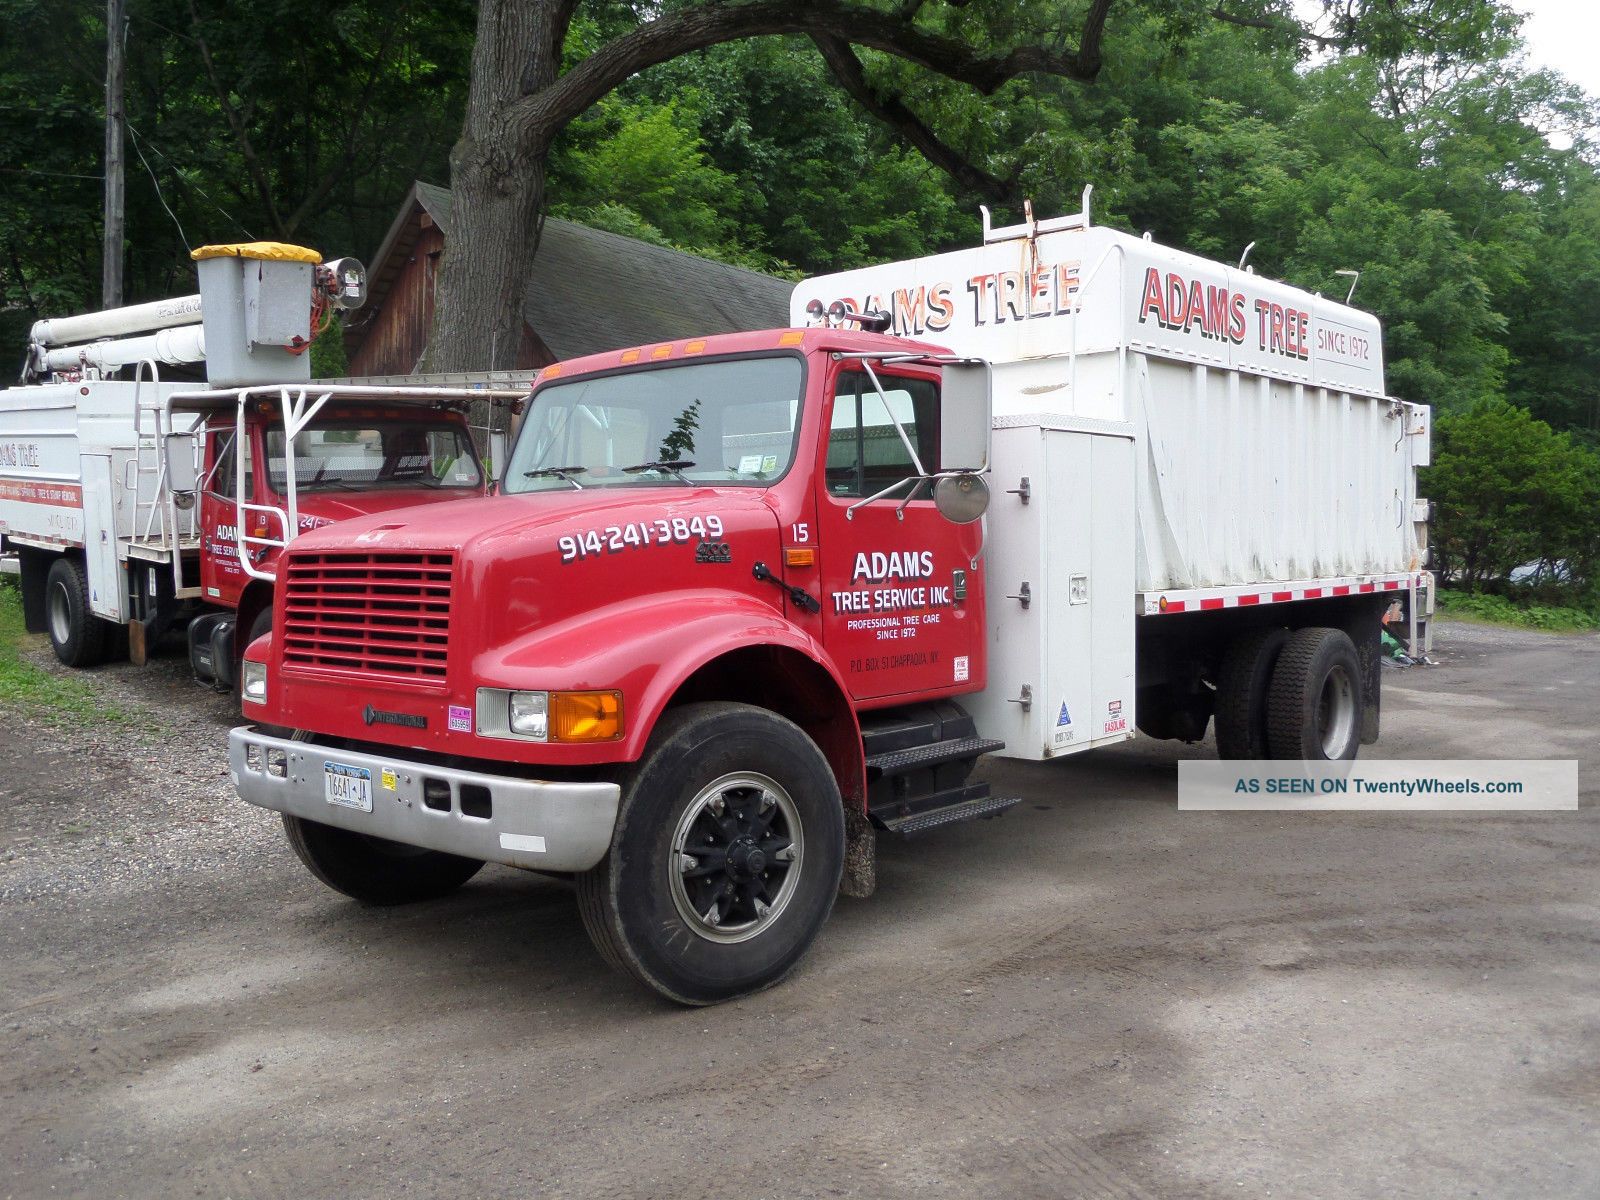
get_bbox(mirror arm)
[844,474,920,521]
[860,359,926,478]
[894,476,931,521]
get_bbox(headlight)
[508,691,549,739]
[241,659,267,704]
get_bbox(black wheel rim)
[669,771,802,944]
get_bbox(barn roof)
[354,181,793,364]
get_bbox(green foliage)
[1435,588,1600,632]
[0,0,473,325]
[1423,401,1600,588]
[309,316,349,379]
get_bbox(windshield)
[266,421,481,493]
[504,356,804,494]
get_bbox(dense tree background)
[1,0,1597,594]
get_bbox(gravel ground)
[0,639,261,903]
[1,619,1596,1199]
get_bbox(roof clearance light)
[778,331,804,346]
[550,691,624,742]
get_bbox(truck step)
[876,791,1024,836]
[866,736,1005,776]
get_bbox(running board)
[876,791,1024,836]
[866,736,1006,776]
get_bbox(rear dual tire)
[1215,625,1362,762]
[1266,628,1363,761]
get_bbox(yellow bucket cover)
[190,241,321,264]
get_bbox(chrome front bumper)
[229,725,621,873]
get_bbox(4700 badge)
[559,515,725,564]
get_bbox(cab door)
[198,421,252,607]
[814,360,985,702]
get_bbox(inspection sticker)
[448,705,473,732]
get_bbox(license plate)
[323,762,373,812]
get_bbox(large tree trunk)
[423,0,569,373]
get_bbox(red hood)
[287,485,785,652]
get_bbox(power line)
[126,121,255,240]
[126,120,188,251]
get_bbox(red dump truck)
[229,201,1433,1003]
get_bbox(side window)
[207,430,253,500]
[825,370,940,498]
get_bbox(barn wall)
[348,225,445,376]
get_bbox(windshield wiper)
[523,465,586,490]
[622,460,696,483]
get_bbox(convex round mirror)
[933,472,990,524]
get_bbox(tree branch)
[514,0,1114,143]
[1209,4,1341,52]
[811,34,1012,202]
[186,0,284,235]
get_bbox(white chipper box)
[793,203,1431,760]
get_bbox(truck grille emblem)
[363,704,427,729]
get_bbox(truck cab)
[184,391,499,689]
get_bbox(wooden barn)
[343,181,794,376]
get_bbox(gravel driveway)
[3,620,1596,1199]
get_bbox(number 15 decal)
[791,523,810,543]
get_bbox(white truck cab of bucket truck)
[792,195,1434,761]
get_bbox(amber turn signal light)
[783,548,815,568]
[550,691,624,742]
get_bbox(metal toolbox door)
[79,453,124,621]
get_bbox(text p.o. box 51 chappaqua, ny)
[1178,760,1579,811]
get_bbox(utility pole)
[102,0,126,308]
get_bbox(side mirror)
[934,473,990,523]
[488,430,508,485]
[164,431,199,494]
[939,361,991,473]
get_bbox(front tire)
[45,556,108,668]
[282,814,484,905]
[577,702,845,1005]
[1266,627,1363,761]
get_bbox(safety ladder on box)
[126,361,203,600]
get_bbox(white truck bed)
[794,213,1431,761]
